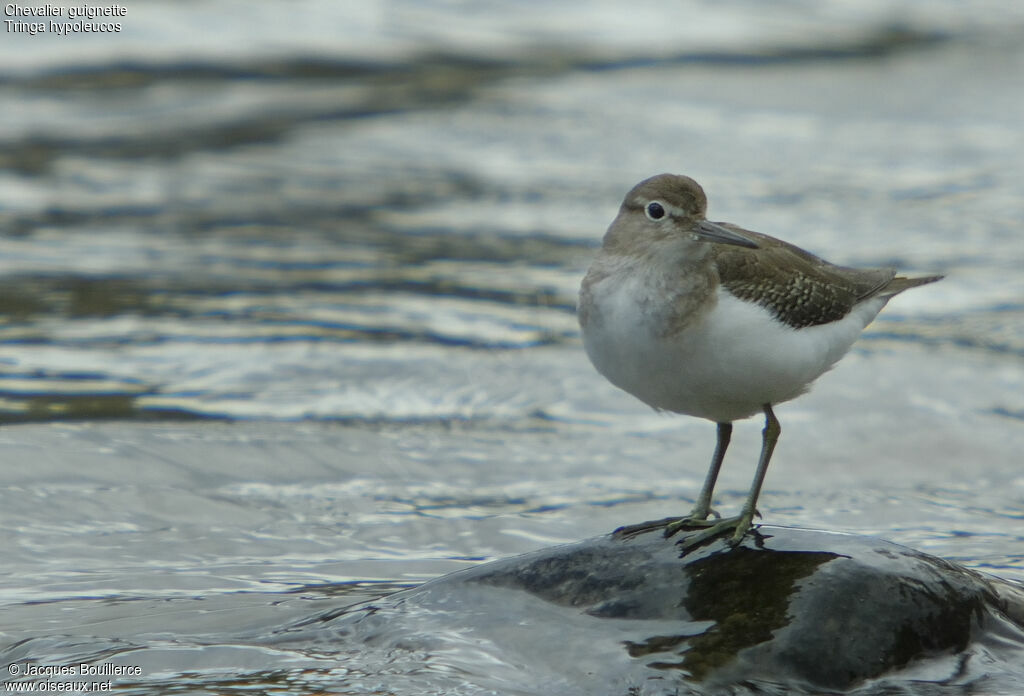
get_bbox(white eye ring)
[645,201,667,221]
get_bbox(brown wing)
[709,223,897,329]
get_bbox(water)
[1,1,1023,693]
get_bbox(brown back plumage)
[711,224,943,329]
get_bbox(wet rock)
[314,525,1024,695]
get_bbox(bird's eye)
[645,202,666,221]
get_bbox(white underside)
[582,282,888,423]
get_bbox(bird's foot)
[614,506,722,538]
[662,510,722,538]
[614,516,685,538]
[674,513,756,555]
[614,506,756,544]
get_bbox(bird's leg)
[675,405,780,553]
[663,422,732,537]
[688,422,733,520]
[729,404,780,543]
[615,422,732,539]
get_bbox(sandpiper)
[578,173,942,551]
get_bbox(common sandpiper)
[578,173,942,551]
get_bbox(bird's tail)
[880,274,944,298]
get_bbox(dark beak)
[695,220,758,249]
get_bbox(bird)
[577,173,942,552]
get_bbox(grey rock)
[307,525,1024,694]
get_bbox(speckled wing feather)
[709,224,897,329]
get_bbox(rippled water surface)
[1,1,1023,694]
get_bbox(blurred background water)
[1,1,1022,694]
